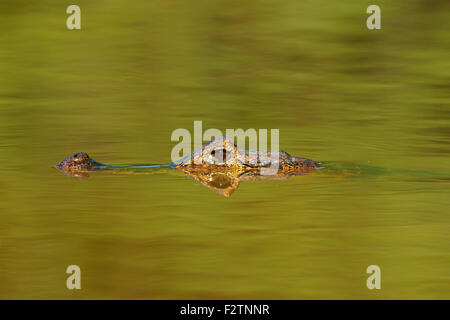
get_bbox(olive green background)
[0,0,449,298]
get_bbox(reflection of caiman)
[55,136,323,196]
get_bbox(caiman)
[54,136,323,196]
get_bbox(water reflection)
[177,166,310,197]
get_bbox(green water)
[0,0,449,299]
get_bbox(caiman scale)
[55,136,322,196]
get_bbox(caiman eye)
[211,149,228,163]
[73,153,84,162]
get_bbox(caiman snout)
[55,152,104,172]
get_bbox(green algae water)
[0,0,449,299]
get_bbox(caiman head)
[172,135,322,175]
[54,152,105,175]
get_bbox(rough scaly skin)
[171,136,321,175]
[54,152,106,172]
